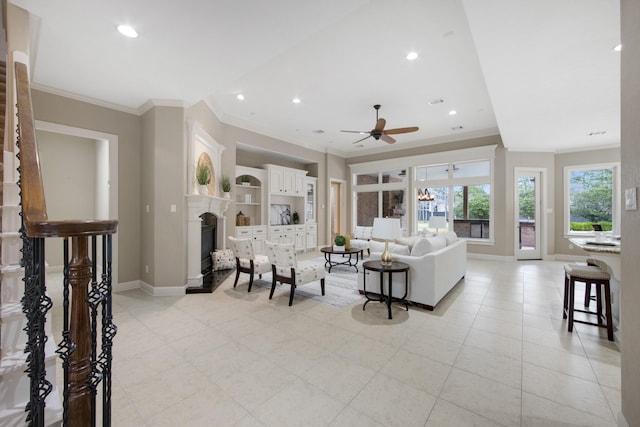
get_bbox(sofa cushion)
[442,231,458,246]
[370,240,410,255]
[411,236,447,256]
[396,236,420,251]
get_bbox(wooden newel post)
[67,236,92,424]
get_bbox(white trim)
[349,145,497,174]
[30,82,141,115]
[138,99,186,115]
[114,280,141,293]
[33,120,119,289]
[563,162,620,236]
[139,281,185,296]
[467,253,515,262]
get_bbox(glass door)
[515,170,542,260]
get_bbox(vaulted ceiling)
[11,0,620,158]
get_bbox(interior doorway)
[330,179,345,243]
[35,121,119,285]
[515,169,542,260]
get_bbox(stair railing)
[15,61,118,426]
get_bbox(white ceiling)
[11,0,620,158]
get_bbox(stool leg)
[584,282,591,307]
[563,273,569,319]
[568,277,575,332]
[596,283,603,325]
[604,282,614,341]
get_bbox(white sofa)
[357,233,467,310]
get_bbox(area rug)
[255,256,363,308]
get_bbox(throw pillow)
[369,240,410,255]
[442,231,458,246]
[396,236,420,251]
[211,249,235,271]
[411,236,447,256]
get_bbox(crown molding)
[30,82,141,115]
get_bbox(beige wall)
[621,0,640,425]
[37,131,97,267]
[30,90,142,283]
[141,106,187,288]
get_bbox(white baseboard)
[618,411,629,427]
[114,280,141,293]
[467,253,515,262]
[139,281,185,296]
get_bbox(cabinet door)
[270,168,283,193]
[294,173,305,196]
[283,226,295,244]
[305,179,316,221]
[305,232,316,249]
[283,170,295,194]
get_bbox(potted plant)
[241,175,251,186]
[196,164,211,195]
[333,234,346,251]
[221,176,232,198]
[292,211,299,224]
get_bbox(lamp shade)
[372,217,401,240]
[429,215,447,231]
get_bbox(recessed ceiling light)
[427,98,444,105]
[449,110,457,115]
[406,51,418,61]
[237,94,245,101]
[613,43,622,52]
[292,97,301,104]
[117,25,138,38]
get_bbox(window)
[353,171,407,230]
[416,160,492,240]
[565,164,619,234]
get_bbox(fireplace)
[200,213,217,278]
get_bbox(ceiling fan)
[341,104,419,144]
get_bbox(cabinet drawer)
[253,227,267,237]
[236,228,252,238]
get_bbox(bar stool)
[563,262,614,341]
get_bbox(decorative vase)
[198,184,209,195]
[333,245,345,252]
[224,191,231,199]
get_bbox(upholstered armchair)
[264,241,325,306]
[227,236,271,292]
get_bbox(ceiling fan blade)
[352,134,372,144]
[340,130,368,134]
[384,126,419,135]
[381,134,396,144]
[374,118,386,132]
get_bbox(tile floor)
[50,257,621,426]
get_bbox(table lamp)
[429,215,447,233]
[372,217,401,266]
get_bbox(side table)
[362,260,409,319]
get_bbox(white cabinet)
[270,225,295,245]
[235,166,265,227]
[236,225,267,254]
[305,177,317,222]
[267,165,307,196]
[305,223,317,250]
[294,225,306,251]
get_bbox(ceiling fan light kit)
[342,104,419,145]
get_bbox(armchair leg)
[320,278,325,296]
[233,267,241,288]
[269,265,277,300]
[248,272,254,292]
[288,284,296,306]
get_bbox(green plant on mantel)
[196,164,211,185]
[241,175,251,183]
[221,176,232,192]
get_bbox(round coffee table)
[320,246,363,273]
